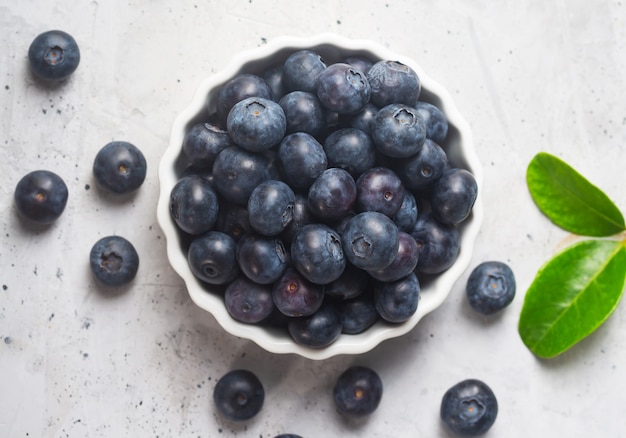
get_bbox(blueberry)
[307,168,357,222]
[323,128,377,178]
[356,167,404,217]
[93,141,147,195]
[187,231,239,285]
[169,175,219,235]
[227,97,286,152]
[374,272,420,323]
[392,189,418,232]
[368,231,419,282]
[28,30,80,82]
[287,302,342,348]
[341,211,399,271]
[325,263,369,301]
[316,63,371,115]
[212,145,271,205]
[236,233,288,285]
[410,213,460,275]
[247,180,295,236]
[282,49,326,93]
[333,366,383,418]
[213,369,265,422]
[14,170,68,224]
[371,104,426,158]
[272,267,324,317]
[224,277,275,324]
[89,235,139,287]
[397,138,448,191]
[279,91,326,136]
[466,261,516,315]
[339,295,379,334]
[277,132,327,191]
[291,223,346,285]
[338,102,379,136]
[441,379,498,436]
[430,168,478,225]
[214,73,273,123]
[182,122,231,169]
[366,60,420,107]
[415,101,449,144]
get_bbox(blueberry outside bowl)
[157,34,483,360]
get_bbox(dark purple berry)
[89,235,139,287]
[14,170,68,224]
[213,369,265,422]
[333,366,383,418]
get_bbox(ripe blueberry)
[224,277,275,324]
[187,231,239,285]
[371,103,426,158]
[341,211,399,271]
[213,369,265,422]
[356,167,404,217]
[374,272,420,323]
[282,49,326,93]
[89,235,139,287]
[272,267,324,317]
[441,379,498,436]
[430,168,478,225]
[93,141,147,195]
[236,233,288,285]
[14,170,68,224]
[333,366,383,418]
[279,91,326,136]
[307,167,357,222]
[182,122,231,169]
[323,127,377,178]
[28,30,80,82]
[466,261,516,315]
[415,101,448,144]
[227,97,287,152]
[410,212,460,275]
[215,73,273,123]
[247,180,295,237]
[291,223,346,285]
[367,60,420,107]
[169,175,219,235]
[316,63,371,115]
[287,302,342,348]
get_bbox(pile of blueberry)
[169,48,479,349]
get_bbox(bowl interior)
[157,34,483,360]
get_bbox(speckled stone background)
[1,1,625,437]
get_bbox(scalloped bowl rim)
[157,33,483,360]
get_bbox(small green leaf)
[519,239,626,358]
[527,152,625,237]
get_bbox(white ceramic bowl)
[157,34,483,360]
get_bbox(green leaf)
[527,152,625,237]
[519,239,626,358]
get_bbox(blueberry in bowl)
[157,34,483,360]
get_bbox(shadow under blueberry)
[89,272,136,298]
[91,180,143,206]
